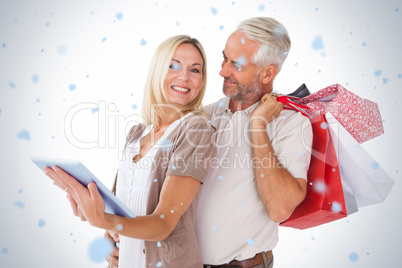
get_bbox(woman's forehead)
[172,43,203,62]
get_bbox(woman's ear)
[259,65,277,84]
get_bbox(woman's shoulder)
[182,113,213,131]
[126,123,147,142]
[129,123,146,133]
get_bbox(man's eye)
[233,63,242,71]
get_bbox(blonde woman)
[45,35,216,268]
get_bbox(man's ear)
[259,65,277,84]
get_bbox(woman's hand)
[44,166,88,221]
[67,193,87,221]
[44,166,70,191]
[46,166,108,228]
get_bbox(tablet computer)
[31,157,136,218]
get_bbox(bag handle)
[277,95,311,119]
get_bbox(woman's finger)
[67,193,87,221]
[78,207,87,221]
[53,166,89,200]
[53,166,84,190]
[67,193,80,217]
[88,182,102,203]
[44,167,68,191]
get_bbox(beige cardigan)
[113,113,216,268]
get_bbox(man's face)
[220,30,263,101]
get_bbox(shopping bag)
[278,83,312,118]
[294,84,384,143]
[277,95,311,118]
[280,114,358,230]
[326,112,395,207]
[287,83,311,98]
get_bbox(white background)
[0,0,401,267]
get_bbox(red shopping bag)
[294,84,383,143]
[280,114,351,229]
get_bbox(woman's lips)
[171,85,190,93]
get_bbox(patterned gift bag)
[294,84,384,143]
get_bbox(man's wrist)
[249,119,267,129]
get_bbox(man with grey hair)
[106,17,312,268]
[196,17,312,267]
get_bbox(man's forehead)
[224,31,259,59]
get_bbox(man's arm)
[250,93,307,223]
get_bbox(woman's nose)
[177,69,189,81]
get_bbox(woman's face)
[163,43,204,107]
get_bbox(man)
[106,17,312,268]
[196,17,312,268]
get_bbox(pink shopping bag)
[294,84,384,143]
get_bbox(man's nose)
[219,61,232,78]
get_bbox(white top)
[116,113,193,268]
[195,97,312,265]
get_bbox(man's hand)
[250,93,283,127]
[105,230,120,268]
[249,92,308,222]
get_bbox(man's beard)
[222,75,263,101]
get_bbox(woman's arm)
[47,165,201,242]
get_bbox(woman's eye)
[191,68,201,73]
[169,62,180,70]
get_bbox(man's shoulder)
[279,109,309,122]
[204,99,221,111]
[273,109,312,133]
[203,98,225,117]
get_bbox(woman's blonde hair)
[141,35,207,128]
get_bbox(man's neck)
[228,98,258,113]
[228,84,275,113]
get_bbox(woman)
[45,35,216,268]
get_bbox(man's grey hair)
[238,17,291,73]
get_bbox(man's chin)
[223,86,238,98]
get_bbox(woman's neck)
[154,107,183,131]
